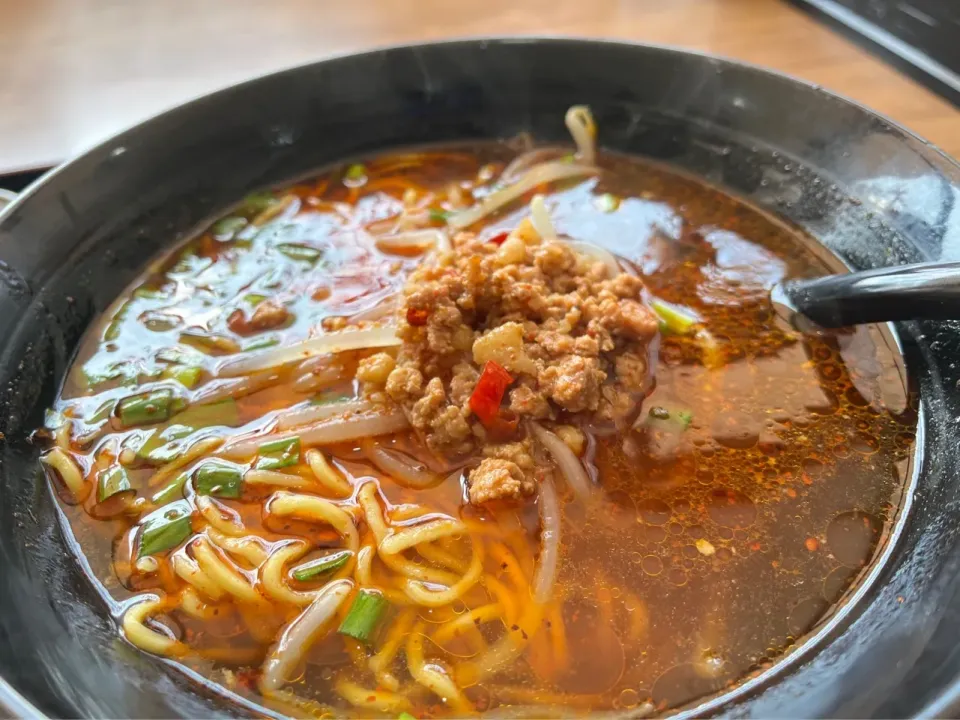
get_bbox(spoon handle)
[779,261,960,328]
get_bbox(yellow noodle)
[206,528,269,567]
[380,550,461,586]
[196,495,245,537]
[457,603,544,686]
[180,586,222,620]
[355,545,410,605]
[357,482,388,543]
[192,537,264,606]
[171,551,224,600]
[417,541,469,573]
[433,603,503,647]
[546,601,569,671]
[483,576,519,626]
[260,541,317,607]
[41,447,86,497]
[334,677,412,714]
[507,531,536,579]
[489,542,529,590]
[269,492,359,552]
[306,449,353,497]
[380,518,465,556]
[406,622,471,713]
[391,503,428,522]
[402,542,483,607]
[376,671,401,693]
[369,606,417,676]
[356,544,375,586]
[147,436,223,487]
[122,596,184,656]
[54,418,74,450]
[244,468,314,489]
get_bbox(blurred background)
[0,0,957,186]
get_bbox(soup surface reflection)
[40,136,915,717]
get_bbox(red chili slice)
[487,231,509,246]
[406,307,429,326]
[469,361,514,427]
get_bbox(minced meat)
[467,458,536,505]
[360,219,659,501]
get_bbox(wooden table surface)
[1,0,957,175]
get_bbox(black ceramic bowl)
[2,38,960,719]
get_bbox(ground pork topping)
[360,222,659,504]
[467,457,536,505]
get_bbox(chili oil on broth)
[39,142,915,717]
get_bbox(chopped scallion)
[136,399,238,464]
[98,466,131,503]
[292,551,351,582]
[195,460,244,499]
[240,192,274,216]
[151,471,189,505]
[87,399,116,423]
[212,216,248,238]
[179,329,241,355]
[428,208,450,222]
[256,436,301,470]
[163,365,203,389]
[138,500,193,558]
[117,389,178,427]
[651,298,699,335]
[243,335,280,352]
[133,286,170,301]
[344,163,366,181]
[243,293,267,306]
[276,243,322,263]
[103,302,130,342]
[338,589,389,644]
[676,410,694,428]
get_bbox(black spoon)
[771,261,960,330]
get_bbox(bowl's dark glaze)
[1,38,959,719]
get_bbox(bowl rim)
[2,34,958,720]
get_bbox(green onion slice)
[344,163,366,181]
[292,551,352,582]
[212,216,248,238]
[117,389,178,427]
[256,436,301,470]
[98,465,131,503]
[138,500,193,558]
[195,460,245,499]
[651,298,699,335]
[276,243,322,263]
[163,365,203,389]
[338,589,389,644]
[240,192,274,216]
[151,471,189,506]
